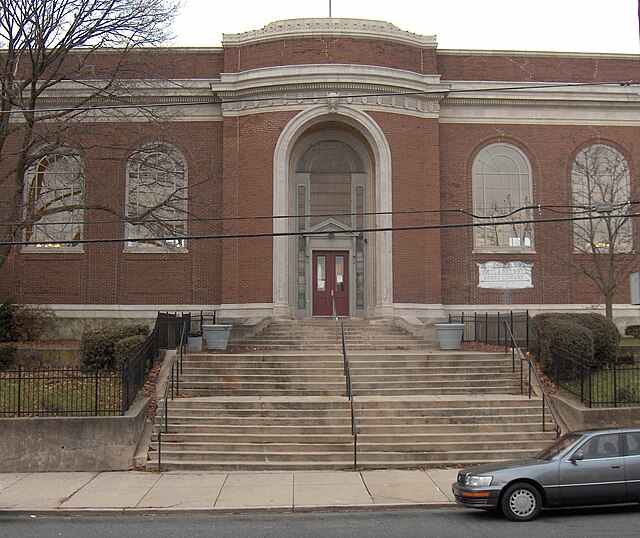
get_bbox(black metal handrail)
[340,320,358,469]
[157,320,188,471]
[503,321,560,437]
[332,291,339,343]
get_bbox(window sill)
[21,247,84,254]
[123,247,189,254]
[473,248,536,255]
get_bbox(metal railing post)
[17,365,22,417]
[94,370,100,417]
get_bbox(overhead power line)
[4,201,636,228]
[3,210,639,247]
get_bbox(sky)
[172,0,640,54]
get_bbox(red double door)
[312,251,349,317]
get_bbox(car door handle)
[611,465,620,469]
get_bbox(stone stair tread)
[149,318,556,471]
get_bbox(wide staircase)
[148,322,557,470]
[230,318,434,350]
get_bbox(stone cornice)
[219,90,443,118]
[223,18,437,48]
[443,97,640,109]
[213,65,447,103]
[212,65,447,117]
[438,49,640,60]
[443,81,640,106]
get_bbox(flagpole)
[329,0,332,18]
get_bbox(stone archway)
[272,106,394,318]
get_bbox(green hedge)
[0,301,18,342]
[625,325,640,338]
[114,334,147,366]
[0,342,17,370]
[532,314,594,380]
[533,312,622,380]
[80,324,150,371]
[571,313,619,367]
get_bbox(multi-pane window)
[126,143,188,252]
[24,152,84,250]
[572,144,631,253]
[472,143,534,250]
[296,140,364,229]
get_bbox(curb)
[0,502,459,517]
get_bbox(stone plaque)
[478,261,533,289]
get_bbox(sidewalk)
[0,468,459,515]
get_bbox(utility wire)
[4,210,639,247]
[4,201,636,228]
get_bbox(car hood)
[460,458,547,476]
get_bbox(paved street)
[2,506,640,538]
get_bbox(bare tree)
[0,0,180,267]
[570,143,637,319]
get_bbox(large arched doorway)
[292,132,371,317]
[272,107,394,319]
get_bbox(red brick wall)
[438,52,639,83]
[220,111,297,305]
[224,39,437,74]
[2,121,224,305]
[439,123,639,306]
[369,112,442,304]
[60,49,224,80]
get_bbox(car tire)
[500,482,542,522]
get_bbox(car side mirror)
[571,451,584,463]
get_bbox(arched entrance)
[292,133,370,317]
[272,107,394,319]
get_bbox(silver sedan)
[452,428,640,521]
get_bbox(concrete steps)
[231,319,436,350]
[148,319,556,471]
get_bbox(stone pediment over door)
[305,218,359,238]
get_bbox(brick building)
[2,18,640,331]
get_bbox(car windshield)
[535,433,582,460]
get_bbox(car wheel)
[500,482,542,522]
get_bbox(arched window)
[572,144,631,253]
[24,151,84,250]
[472,143,534,250]
[296,140,364,229]
[126,142,188,252]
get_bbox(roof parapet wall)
[223,18,437,48]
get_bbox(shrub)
[11,304,56,341]
[80,323,150,371]
[625,325,640,338]
[0,342,18,370]
[114,334,147,367]
[570,313,620,367]
[0,301,18,342]
[532,314,594,380]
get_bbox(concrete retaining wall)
[0,397,150,472]
[550,394,640,432]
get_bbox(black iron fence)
[448,311,535,350]
[452,310,639,408]
[0,311,191,417]
[550,344,640,408]
[0,366,123,416]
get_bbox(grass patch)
[0,368,123,417]
[620,337,640,346]
[562,365,640,407]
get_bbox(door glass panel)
[577,434,621,459]
[335,256,344,292]
[625,432,640,456]
[317,256,326,291]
